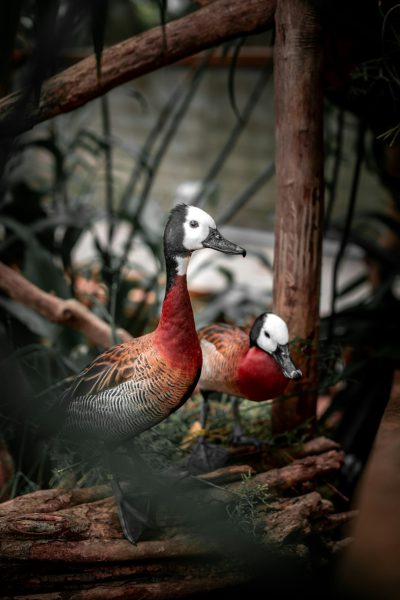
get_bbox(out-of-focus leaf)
[158,0,167,49]
[356,210,400,238]
[216,266,234,285]
[246,249,273,272]
[91,0,108,81]
[336,273,368,298]
[0,296,58,340]
[332,224,399,268]
[193,68,271,207]
[21,138,65,186]
[33,0,60,100]
[0,0,23,85]
[217,163,275,225]
[0,216,69,298]
[228,37,245,123]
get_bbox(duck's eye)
[264,331,270,338]
[189,220,199,228]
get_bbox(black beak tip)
[241,249,247,257]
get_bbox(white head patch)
[257,314,289,354]
[182,206,216,252]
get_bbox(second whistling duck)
[189,312,302,471]
[57,203,246,542]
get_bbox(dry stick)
[0,262,132,348]
[0,0,277,137]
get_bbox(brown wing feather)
[198,323,248,395]
[198,323,248,355]
[70,334,153,398]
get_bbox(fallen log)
[0,443,351,599]
[0,535,210,563]
[229,450,345,493]
[0,572,248,600]
[0,484,111,517]
[0,557,233,592]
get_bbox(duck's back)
[198,323,249,396]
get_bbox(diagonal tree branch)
[0,0,276,137]
[0,261,132,348]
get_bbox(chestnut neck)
[155,254,199,364]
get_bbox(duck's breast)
[237,346,289,401]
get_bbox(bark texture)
[272,0,324,432]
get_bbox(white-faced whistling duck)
[57,204,246,543]
[189,312,302,472]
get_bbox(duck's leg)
[230,396,262,447]
[105,448,154,544]
[187,391,229,473]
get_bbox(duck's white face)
[182,206,217,251]
[256,313,289,354]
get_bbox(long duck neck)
[155,253,200,365]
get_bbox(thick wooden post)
[272,0,324,432]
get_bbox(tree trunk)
[272,0,324,432]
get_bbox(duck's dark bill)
[202,228,246,256]
[273,344,302,380]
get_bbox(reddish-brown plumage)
[68,275,202,422]
[237,346,289,401]
[155,275,202,378]
[199,323,289,402]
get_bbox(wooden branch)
[292,436,340,457]
[198,464,255,485]
[0,262,132,347]
[232,450,345,492]
[0,0,276,137]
